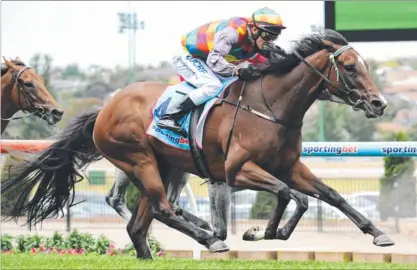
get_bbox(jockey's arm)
[206,27,242,77]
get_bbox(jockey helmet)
[251,7,286,41]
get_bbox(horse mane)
[263,29,349,76]
[1,59,26,76]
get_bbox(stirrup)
[157,119,181,130]
[157,119,188,137]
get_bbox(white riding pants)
[172,53,223,106]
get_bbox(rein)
[218,77,301,129]
[1,66,45,121]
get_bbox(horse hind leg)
[108,165,214,234]
[178,208,213,232]
[106,168,132,222]
[126,193,153,259]
[100,161,153,259]
[130,149,228,253]
[122,167,214,260]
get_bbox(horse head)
[319,37,387,118]
[260,29,387,125]
[1,57,64,125]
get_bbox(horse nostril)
[52,108,64,116]
[370,99,384,109]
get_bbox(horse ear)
[3,56,9,63]
[321,39,338,53]
[15,57,22,62]
[3,57,13,67]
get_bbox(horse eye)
[344,65,356,72]
[24,82,34,88]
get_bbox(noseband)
[292,44,363,109]
[1,66,45,121]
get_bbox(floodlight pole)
[117,3,145,84]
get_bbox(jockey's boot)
[157,96,196,136]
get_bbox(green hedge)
[0,229,164,257]
[1,155,27,216]
[379,132,416,220]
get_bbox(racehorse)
[1,29,394,260]
[1,57,64,134]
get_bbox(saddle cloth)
[146,77,238,151]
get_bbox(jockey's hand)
[237,64,261,80]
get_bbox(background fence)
[1,140,417,237]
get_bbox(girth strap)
[188,105,216,183]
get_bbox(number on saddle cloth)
[145,77,238,151]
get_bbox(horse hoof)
[242,226,265,241]
[373,234,395,247]
[208,239,229,253]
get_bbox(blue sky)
[2,1,417,69]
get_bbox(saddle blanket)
[146,77,238,151]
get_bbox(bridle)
[1,66,46,121]
[222,43,366,160]
[251,44,364,129]
[292,44,364,109]
[223,45,362,128]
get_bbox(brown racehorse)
[1,30,394,259]
[1,57,64,134]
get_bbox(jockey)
[157,7,287,133]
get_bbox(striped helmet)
[251,7,286,39]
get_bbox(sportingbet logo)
[153,126,189,145]
[304,145,358,155]
[381,146,417,155]
[301,142,417,156]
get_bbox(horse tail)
[1,109,102,229]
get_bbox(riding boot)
[157,96,197,135]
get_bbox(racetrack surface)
[2,254,415,269]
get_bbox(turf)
[1,254,415,270]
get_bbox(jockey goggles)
[260,30,279,41]
[251,14,282,41]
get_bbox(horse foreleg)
[106,168,132,222]
[225,158,292,241]
[290,160,395,247]
[207,182,231,240]
[275,189,308,240]
[187,181,243,241]
[242,188,308,241]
